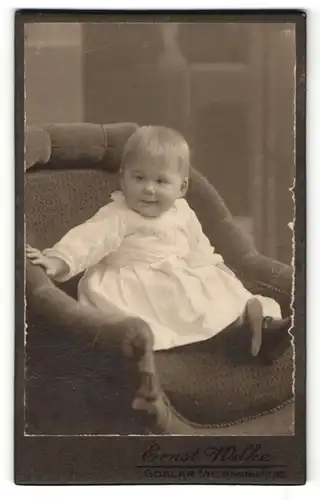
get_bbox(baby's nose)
[144,182,155,194]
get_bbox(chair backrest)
[25,122,256,266]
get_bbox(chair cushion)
[155,328,293,427]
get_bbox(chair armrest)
[188,169,259,267]
[188,168,293,305]
[235,253,293,317]
[26,260,157,423]
[240,252,293,295]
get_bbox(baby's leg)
[204,298,290,365]
[242,298,291,364]
[228,298,263,356]
[214,298,290,364]
[243,298,264,356]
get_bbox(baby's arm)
[187,204,235,275]
[30,203,126,282]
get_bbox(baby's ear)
[180,177,189,196]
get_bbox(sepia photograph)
[15,11,306,484]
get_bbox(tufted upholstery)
[25,122,138,170]
[25,122,294,435]
[26,170,120,249]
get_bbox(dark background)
[24,22,296,263]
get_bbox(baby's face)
[121,161,186,218]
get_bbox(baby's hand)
[26,245,63,277]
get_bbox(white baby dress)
[43,191,282,351]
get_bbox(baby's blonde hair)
[120,125,190,178]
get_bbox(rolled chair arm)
[26,260,159,430]
[240,253,293,295]
[234,252,292,319]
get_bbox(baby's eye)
[157,178,168,185]
[135,174,144,181]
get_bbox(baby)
[27,125,291,363]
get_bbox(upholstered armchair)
[25,122,294,435]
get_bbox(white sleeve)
[187,204,224,266]
[42,203,126,281]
